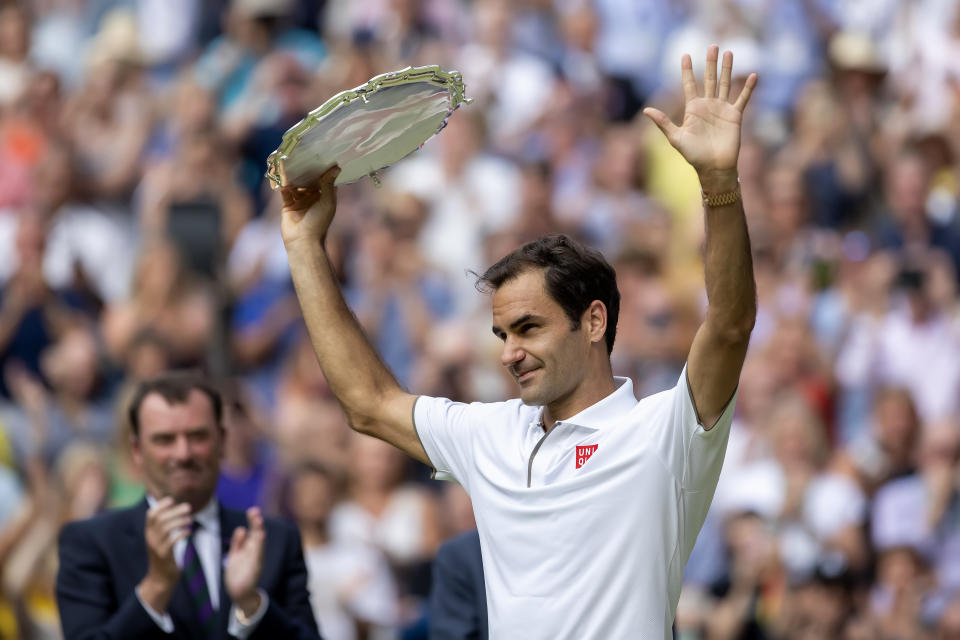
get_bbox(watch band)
[701,182,741,207]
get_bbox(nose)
[171,435,191,461]
[500,336,524,368]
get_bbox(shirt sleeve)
[413,396,500,490]
[228,589,269,638]
[660,365,737,557]
[651,364,737,491]
[134,587,174,634]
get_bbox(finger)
[681,54,697,102]
[246,507,265,541]
[147,496,174,520]
[159,515,192,537]
[642,107,680,144]
[718,50,733,101]
[230,526,247,552]
[318,172,339,211]
[152,503,191,528]
[320,165,341,186]
[704,45,719,98]
[159,526,190,555]
[733,72,758,112]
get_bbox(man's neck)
[543,372,617,428]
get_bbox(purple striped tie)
[182,520,217,633]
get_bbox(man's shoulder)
[417,394,537,423]
[59,501,145,545]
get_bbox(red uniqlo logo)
[576,444,598,469]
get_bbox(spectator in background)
[217,388,271,512]
[874,149,960,276]
[872,420,960,609]
[429,530,486,640]
[101,240,215,368]
[138,128,252,251]
[62,9,153,206]
[0,212,80,399]
[836,256,960,424]
[3,326,114,466]
[835,386,920,495]
[290,460,399,640]
[56,371,322,639]
[717,393,868,577]
[0,3,33,107]
[347,203,454,387]
[0,69,63,210]
[330,434,441,615]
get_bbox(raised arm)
[280,167,428,464]
[643,46,758,428]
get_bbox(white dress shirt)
[136,496,268,637]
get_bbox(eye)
[494,330,506,341]
[188,430,211,443]
[519,323,536,334]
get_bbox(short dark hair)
[127,370,223,438]
[477,234,620,354]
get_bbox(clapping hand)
[225,507,266,618]
[139,498,191,612]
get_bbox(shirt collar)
[531,376,637,430]
[145,494,220,533]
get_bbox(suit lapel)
[121,499,150,593]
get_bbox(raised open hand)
[643,46,757,177]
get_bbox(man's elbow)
[345,411,379,436]
[712,313,755,346]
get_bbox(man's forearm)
[700,170,757,336]
[286,242,403,425]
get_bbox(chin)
[518,385,546,407]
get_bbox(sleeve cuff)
[228,589,269,638]
[135,586,174,634]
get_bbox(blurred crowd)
[1,0,960,638]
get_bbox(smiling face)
[131,389,224,511]
[492,269,596,415]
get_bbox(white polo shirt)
[414,367,736,639]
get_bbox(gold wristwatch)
[701,181,741,207]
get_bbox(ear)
[584,300,608,346]
[129,434,142,466]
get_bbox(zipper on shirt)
[527,422,558,488]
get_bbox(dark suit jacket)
[429,530,487,640]
[56,499,322,640]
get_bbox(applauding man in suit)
[56,371,322,639]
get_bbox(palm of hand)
[224,534,263,599]
[674,98,743,172]
[643,47,756,178]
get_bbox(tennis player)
[282,46,757,639]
